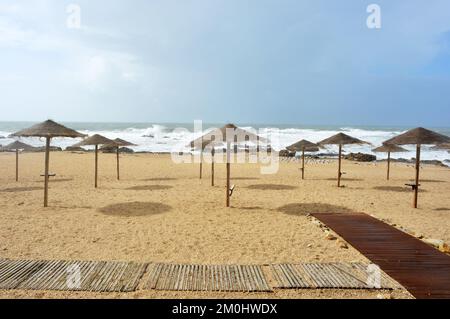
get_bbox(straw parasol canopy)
[287,140,319,152]
[11,120,85,138]
[4,141,35,182]
[318,133,368,146]
[73,134,115,188]
[106,138,137,180]
[382,127,450,208]
[287,140,320,180]
[4,141,34,151]
[430,143,450,151]
[383,127,450,146]
[188,123,268,207]
[11,120,85,207]
[318,133,369,187]
[372,144,407,180]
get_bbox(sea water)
[0,122,449,166]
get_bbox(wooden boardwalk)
[0,259,147,292]
[312,213,450,299]
[0,258,403,293]
[146,263,271,292]
[271,263,400,289]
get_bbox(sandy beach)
[0,151,448,298]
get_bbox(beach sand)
[0,151,448,299]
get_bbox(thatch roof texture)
[383,127,450,146]
[11,120,85,138]
[318,133,369,146]
[4,141,35,151]
[189,123,268,149]
[286,139,319,152]
[430,143,450,150]
[112,138,136,147]
[372,144,407,153]
[74,134,115,147]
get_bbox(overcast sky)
[0,0,449,126]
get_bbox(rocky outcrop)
[65,146,86,152]
[344,152,376,162]
[279,150,295,157]
[101,146,134,153]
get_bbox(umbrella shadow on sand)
[125,185,173,191]
[98,201,172,217]
[141,177,178,182]
[1,186,43,193]
[373,186,428,193]
[277,203,355,216]
[246,184,297,191]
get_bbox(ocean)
[1,122,449,165]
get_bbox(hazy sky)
[1,0,450,126]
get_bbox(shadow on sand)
[373,186,427,193]
[98,201,171,217]
[1,186,43,193]
[126,185,173,191]
[141,177,177,182]
[247,184,297,191]
[277,203,355,216]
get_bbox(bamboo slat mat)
[0,259,147,292]
[271,263,401,289]
[146,263,271,292]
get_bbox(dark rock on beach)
[344,152,376,162]
[279,150,295,157]
[65,146,86,152]
[101,146,134,153]
[29,146,63,152]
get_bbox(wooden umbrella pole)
[95,145,98,188]
[301,148,305,180]
[337,144,342,187]
[211,148,215,186]
[413,144,421,208]
[116,147,120,180]
[44,137,50,207]
[15,149,19,182]
[387,151,391,181]
[226,142,231,207]
[199,151,202,179]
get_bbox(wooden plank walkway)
[271,263,400,289]
[146,263,272,292]
[0,259,147,292]
[312,213,450,299]
[0,259,403,293]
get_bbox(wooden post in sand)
[199,151,203,179]
[387,151,391,181]
[337,144,342,187]
[211,148,215,186]
[226,142,231,207]
[44,137,50,207]
[116,147,120,180]
[301,147,305,180]
[95,145,98,188]
[413,145,421,208]
[15,149,19,182]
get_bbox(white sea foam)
[1,124,449,165]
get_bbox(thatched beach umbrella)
[287,139,320,180]
[11,120,85,207]
[430,143,450,151]
[108,138,136,180]
[189,123,267,207]
[372,144,407,180]
[73,134,115,188]
[383,127,450,208]
[318,133,369,187]
[4,141,35,182]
